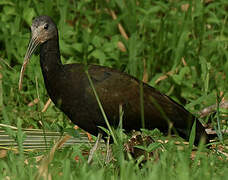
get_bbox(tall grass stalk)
[85,69,117,144]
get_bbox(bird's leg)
[105,136,112,164]
[88,133,102,164]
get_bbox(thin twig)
[0,57,15,71]
[109,9,129,40]
[35,135,71,180]
[155,68,179,84]
[41,98,52,113]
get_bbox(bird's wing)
[76,64,207,145]
[87,65,141,105]
[87,65,194,129]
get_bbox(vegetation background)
[0,0,227,179]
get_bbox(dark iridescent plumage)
[21,16,209,146]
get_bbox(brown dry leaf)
[28,98,39,107]
[218,150,228,160]
[142,59,148,83]
[204,0,214,4]
[155,71,174,84]
[5,176,10,180]
[0,149,7,158]
[57,135,72,149]
[217,145,228,160]
[35,155,44,163]
[155,74,169,84]
[74,155,80,163]
[124,131,164,162]
[74,126,93,142]
[220,92,225,102]
[191,150,197,160]
[86,132,93,142]
[155,67,180,84]
[74,151,90,163]
[24,155,44,168]
[181,4,189,12]
[210,144,228,161]
[181,57,187,66]
[24,159,29,165]
[117,41,126,52]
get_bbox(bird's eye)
[44,24,49,30]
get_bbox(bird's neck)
[39,35,65,101]
[40,35,63,79]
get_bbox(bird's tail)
[195,120,218,146]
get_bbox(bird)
[19,16,209,161]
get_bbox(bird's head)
[30,16,57,45]
[19,16,57,90]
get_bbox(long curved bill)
[18,36,40,90]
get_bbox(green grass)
[0,0,228,179]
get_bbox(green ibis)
[19,16,209,162]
